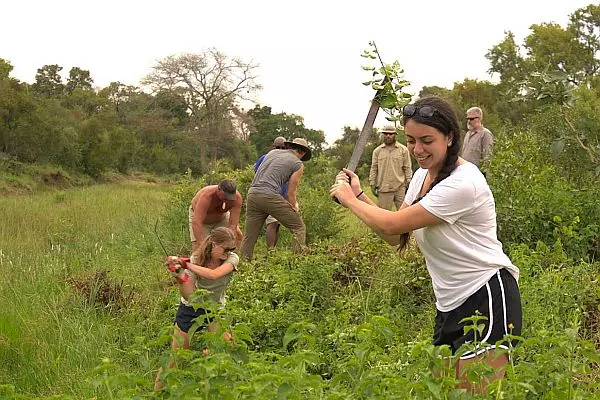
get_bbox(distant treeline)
[0,50,326,178]
[1,3,599,181]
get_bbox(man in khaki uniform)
[369,125,413,210]
[462,106,493,172]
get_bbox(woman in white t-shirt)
[330,96,521,390]
[154,226,239,391]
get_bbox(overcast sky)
[1,0,593,144]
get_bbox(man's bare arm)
[227,193,244,244]
[285,165,304,210]
[228,192,243,227]
[192,193,210,247]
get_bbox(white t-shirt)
[405,163,518,312]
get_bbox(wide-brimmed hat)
[285,138,312,161]
[380,125,398,134]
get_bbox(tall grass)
[2,180,599,399]
[0,182,174,396]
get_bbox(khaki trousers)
[241,192,306,260]
[377,187,405,211]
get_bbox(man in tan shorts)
[189,179,243,251]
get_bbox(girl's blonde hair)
[192,227,235,265]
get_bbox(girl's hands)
[164,256,189,283]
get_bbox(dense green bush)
[518,88,600,186]
[488,128,600,261]
[3,178,600,399]
[86,236,600,399]
[299,156,347,243]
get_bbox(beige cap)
[273,136,286,147]
[380,125,397,134]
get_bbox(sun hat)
[284,138,312,161]
[380,125,397,134]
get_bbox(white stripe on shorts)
[459,271,509,360]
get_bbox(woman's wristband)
[356,190,364,198]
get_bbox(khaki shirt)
[461,127,493,168]
[369,142,413,192]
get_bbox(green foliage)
[325,126,380,177]
[82,236,600,398]
[4,7,600,399]
[486,31,527,85]
[142,49,262,172]
[0,52,290,181]
[0,153,93,194]
[299,156,346,243]
[247,105,326,156]
[65,67,93,94]
[488,127,600,260]
[360,41,412,122]
[487,4,600,88]
[32,64,65,97]
[419,79,507,136]
[1,182,600,399]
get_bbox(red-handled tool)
[165,256,190,284]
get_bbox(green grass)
[0,181,175,396]
[1,180,599,399]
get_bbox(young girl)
[330,96,522,390]
[154,226,239,391]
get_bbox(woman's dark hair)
[397,96,462,253]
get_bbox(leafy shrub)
[299,155,347,243]
[489,128,600,260]
[87,234,600,399]
[227,250,338,351]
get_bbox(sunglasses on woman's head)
[224,246,236,253]
[274,146,285,149]
[402,104,437,118]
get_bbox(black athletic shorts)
[433,268,522,359]
[174,303,214,333]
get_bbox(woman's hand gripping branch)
[165,256,190,284]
